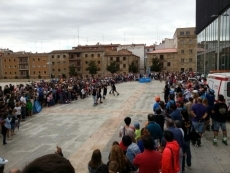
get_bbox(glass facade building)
[197,3,230,74]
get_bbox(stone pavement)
[1,80,230,173]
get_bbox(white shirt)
[14,106,21,115]
[81,89,85,94]
[20,96,26,104]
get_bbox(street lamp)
[46,61,52,80]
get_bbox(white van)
[207,73,230,106]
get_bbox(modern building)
[196,0,230,74]
[147,27,197,72]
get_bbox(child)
[108,161,119,173]
[134,122,141,141]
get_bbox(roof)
[147,48,177,54]
[50,49,104,54]
[145,45,156,48]
[105,49,139,57]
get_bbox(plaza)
[1,80,230,173]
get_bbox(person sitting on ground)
[88,149,107,173]
[133,134,162,173]
[21,154,75,173]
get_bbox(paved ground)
[1,80,230,173]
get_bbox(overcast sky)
[0,0,195,53]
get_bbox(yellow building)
[147,27,197,72]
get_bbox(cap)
[0,158,8,165]
[134,122,140,129]
[155,96,160,102]
[209,89,215,95]
[192,90,198,93]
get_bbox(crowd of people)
[0,71,229,173]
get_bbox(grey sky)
[0,0,195,53]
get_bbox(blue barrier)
[139,78,151,83]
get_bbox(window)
[160,55,164,60]
[44,71,46,74]
[123,64,126,68]
[38,58,40,61]
[181,40,185,45]
[227,82,230,97]
[85,54,88,57]
[116,57,119,62]
[33,71,35,74]
[180,31,184,35]
[14,65,16,68]
[91,54,94,57]
[5,72,7,74]
[189,50,193,54]
[189,58,192,62]
[147,49,149,52]
[52,69,55,71]
[52,55,54,58]
[71,55,74,58]
[14,59,15,62]
[58,69,60,72]
[181,58,184,63]
[15,72,16,74]
[181,50,184,54]
[57,55,60,58]
[189,40,193,44]
[97,54,100,57]
[186,31,190,35]
[77,67,81,71]
[38,71,40,74]
[63,55,66,58]
[189,68,192,71]
[98,61,100,64]
[98,68,100,71]
[167,62,170,66]
[9,66,11,68]
[77,60,81,66]
[110,57,113,61]
[9,59,11,62]
[4,59,6,62]
[123,57,126,61]
[10,72,11,74]
[33,58,35,61]
[181,68,184,72]
[52,62,55,65]
[85,61,88,64]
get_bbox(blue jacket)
[126,143,141,165]
[146,121,163,141]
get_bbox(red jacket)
[133,150,162,173]
[161,140,180,173]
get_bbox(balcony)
[19,61,28,64]
[19,68,29,70]
[69,57,81,61]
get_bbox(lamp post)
[46,61,52,80]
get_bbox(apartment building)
[104,49,140,75]
[147,27,197,72]
[0,52,51,79]
[48,51,70,78]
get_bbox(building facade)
[104,49,140,75]
[196,0,230,74]
[147,27,197,72]
[117,44,145,73]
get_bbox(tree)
[69,64,77,77]
[106,61,120,75]
[128,60,139,73]
[86,61,98,77]
[150,57,163,72]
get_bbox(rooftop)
[147,48,177,54]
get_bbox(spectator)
[133,134,162,173]
[154,107,165,132]
[161,131,180,173]
[134,122,141,141]
[21,154,74,173]
[137,128,156,152]
[88,149,107,173]
[108,161,119,173]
